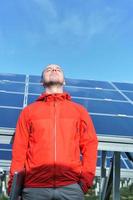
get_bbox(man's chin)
[44,81,63,87]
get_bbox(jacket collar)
[36,92,71,102]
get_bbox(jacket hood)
[36,92,71,102]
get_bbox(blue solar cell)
[120,159,127,168]
[0,108,21,128]
[0,150,12,160]
[98,151,101,156]
[0,92,24,107]
[124,159,133,169]
[0,73,25,82]
[28,94,38,104]
[97,157,101,167]
[73,98,133,115]
[122,153,133,169]
[91,115,133,137]
[29,75,41,83]
[106,158,112,167]
[105,157,126,168]
[0,144,12,149]
[104,155,126,169]
[121,153,127,158]
[0,81,25,93]
[107,152,113,157]
[123,152,133,165]
[65,78,114,89]
[113,82,133,91]
[65,87,126,101]
[28,83,44,94]
[123,91,133,101]
[97,152,132,169]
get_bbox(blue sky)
[0,0,133,82]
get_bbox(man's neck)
[45,86,63,94]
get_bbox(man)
[8,64,98,200]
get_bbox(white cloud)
[43,6,127,43]
[32,0,57,18]
[44,12,110,44]
[21,1,131,46]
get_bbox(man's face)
[42,64,65,86]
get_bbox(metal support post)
[112,152,120,200]
[100,151,107,199]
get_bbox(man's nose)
[52,68,57,72]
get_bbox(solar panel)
[65,78,114,89]
[0,81,25,93]
[0,108,21,128]
[123,92,133,101]
[73,99,133,116]
[0,73,133,138]
[0,92,24,107]
[28,94,38,104]
[113,82,133,91]
[0,149,12,160]
[29,83,43,94]
[65,87,126,100]
[0,73,133,175]
[29,75,41,83]
[91,115,133,137]
[0,73,26,82]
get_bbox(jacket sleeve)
[8,108,30,195]
[79,106,98,194]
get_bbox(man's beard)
[43,81,64,87]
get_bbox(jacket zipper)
[53,100,57,187]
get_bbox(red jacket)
[8,92,98,193]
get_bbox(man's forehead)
[45,64,62,70]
